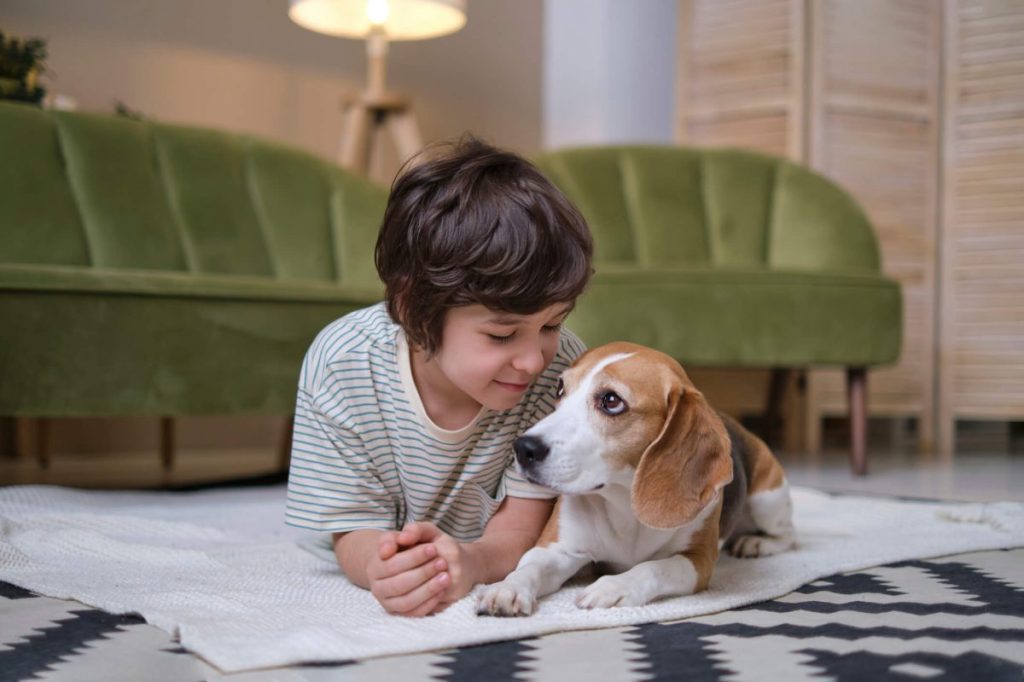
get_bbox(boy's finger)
[428,599,454,616]
[398,521,441,547]
[378,531,400,560]
[377,556,447,600]
[406,591,446,618]
[378,542,439,580]
[384,571,450,617]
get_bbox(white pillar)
[543,0,678,149]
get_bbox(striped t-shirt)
[285,302,587,542]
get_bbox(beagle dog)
[477,342,795,616]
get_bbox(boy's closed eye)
[487,323,563,344]
[481,303,573,344]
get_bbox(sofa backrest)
[532,145,882,273]
[0,102,387,288]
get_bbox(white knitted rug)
[1,484,1022,673]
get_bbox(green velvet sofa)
[0,102,387,463]
[1,100,899,474]
[533,146,902,473]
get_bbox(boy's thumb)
[399,521,439,545]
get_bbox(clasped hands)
[365,522,480,617]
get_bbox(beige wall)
[4,0,544,182]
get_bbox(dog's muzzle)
[513,435,549,471]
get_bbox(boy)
[285,137,593,617]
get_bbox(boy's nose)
[513,345,546,375]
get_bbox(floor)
[1,424,1021,681]
[5,547,1022,681]
[783,450,1024,503]
[2,428,1021,503]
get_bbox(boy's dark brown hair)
[375,136,593,356]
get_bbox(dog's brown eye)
[555,378,565,399]
[599,391,627,415]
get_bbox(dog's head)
[514,342,733,529]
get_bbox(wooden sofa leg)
[37,418,50,470]
[847,368,868,476]
[13,417,31,462]
[764,368,792,448]
[15,417,51,469]
[0,416,13,459]
[279,415,294,472]
[160,417,175,472]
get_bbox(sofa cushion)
[0,103,389,288]
[0,264,382,416]
[51,110,188,271]
[244,140,337,282]
[571,267,902,367]
[533,146,882,274]
[152,124,275,276]
[0,104,90,266]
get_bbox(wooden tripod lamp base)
[338,91,424,175]
[336,28,424,175]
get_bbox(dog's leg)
[727,481,796,558]
[576,553,708,609]
[476,543,590,617]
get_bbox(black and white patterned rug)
[2,547,1020,681]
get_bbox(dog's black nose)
[514,435,549,468]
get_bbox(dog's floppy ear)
[631,386,733,529]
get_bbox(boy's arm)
[332,529,384,589]
[466,496,556,585]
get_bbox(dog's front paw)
[576,574,646,609]
[727,533,795,558]
[476,580,538,617]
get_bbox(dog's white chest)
[559,489,703,572]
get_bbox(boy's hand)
[365,531,451,617]
[396,522,481,614]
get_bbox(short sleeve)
[504,326,588,500]
[285,355,398,533]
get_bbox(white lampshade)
[288,0,467,40]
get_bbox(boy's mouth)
[494,379,530,392]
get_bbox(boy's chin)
[481,391,524,412]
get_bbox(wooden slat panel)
[677,0,803,159]
[679,0,940,454]
[806,0,942,452]
[938,0,1024,454]
[687,114,790,156]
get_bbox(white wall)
[543,0,678,149]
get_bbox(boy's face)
[431,302,572,413]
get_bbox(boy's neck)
[408,346,483,431]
